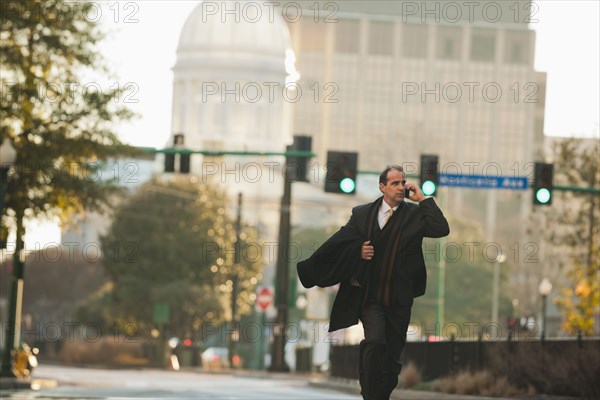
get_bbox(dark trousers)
[358,300,412,400]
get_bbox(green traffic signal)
[340,178,356,194]
[535,188,551,204]
[422,180,437,196]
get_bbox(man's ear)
[379,183,385,193]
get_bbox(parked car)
[200,347,242,369]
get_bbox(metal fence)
[295,345,312,372]
[329,337,600,397]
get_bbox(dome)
[175,2,292,73]
[169,1,295,155]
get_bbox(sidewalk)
[234,369,579,400]
[232,369,517,400]
[307,377,515,400]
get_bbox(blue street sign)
[439,173,528,190]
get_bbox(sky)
[21,0,600,246]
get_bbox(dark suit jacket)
[297,196,449,332]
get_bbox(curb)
[0,377,32,390]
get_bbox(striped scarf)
[365,198,406,306]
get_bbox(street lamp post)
[0,137,18,378]
[269,136,311,372]
[491,253,507,325]
[270,163,292,372]
[538,278,553,341]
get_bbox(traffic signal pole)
[269,136,311,372]
[270,163,292,372]
[0,243,24,378]
[436,189,446,338]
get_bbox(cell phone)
[405,187,413,197]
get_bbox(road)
[0,365,359,399]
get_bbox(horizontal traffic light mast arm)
[137,146,315,158]
[138,150,600,195]
[553,185,600,195]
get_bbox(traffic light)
[533,162,553,205]
[286,135,312,182]
[164,133,190,173]
[325,151,358,194]
[164,153,175,173]
[420,154,439,196]
[179,151,191,173]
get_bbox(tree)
[0,0,136,371]
[543,138,600,335]
[100,177,264,340]
[1,0,136,243]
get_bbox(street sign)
[255,286,274,312]
[153,303,170,324]
[439,173,528,190]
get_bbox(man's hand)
[361,240,374,260]
[405,183,427,202]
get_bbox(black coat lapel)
[353,197,382,239]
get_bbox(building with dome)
[166,2,310,246]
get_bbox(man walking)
[298,165,450,400]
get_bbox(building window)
[504,31,530,65]
[470,30,496,62]
[444,39,454,58]
[368,21,394,55]
[511,44,522,62]
[402,24,428,58]
[437,26,461,60]
[335,19,360,53]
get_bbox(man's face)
[380,169,406,206]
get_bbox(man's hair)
[379,165,404,186]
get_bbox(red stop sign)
[256,286,274,311]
